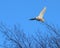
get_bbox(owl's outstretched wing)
[38,7,46,18]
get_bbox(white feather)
[37,7,46,18]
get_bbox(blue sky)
[0,0,60,44]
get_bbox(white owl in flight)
[30,7,46,22]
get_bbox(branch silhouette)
[0,23,60,48]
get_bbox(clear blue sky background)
[0,0,60,44]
